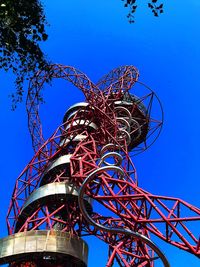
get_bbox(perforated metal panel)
[0,230,88,266]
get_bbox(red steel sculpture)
[1,64,200,266]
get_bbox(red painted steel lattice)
[5,65,200,266]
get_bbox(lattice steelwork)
[1,64,200,266]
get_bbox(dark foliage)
[122,0,164,23]
[0,0,49,109]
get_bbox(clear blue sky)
[0,0,200,266]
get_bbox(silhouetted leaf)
[148,3,154,9]
[153,10,159,16]
[42,33,48,41]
